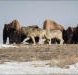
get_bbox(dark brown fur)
[63,26,78,44]
[12,25,39,44]
[3,19,21,44]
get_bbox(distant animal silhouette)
[43,19,64,31]
[63,27,74,44]
[13,25,40,44]
[43,19,64,44]
[21,27,45,45]
[73,26,78,44]
[3,19,21,44]
[63,25,78,44]
[44,30,64,44]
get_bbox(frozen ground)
[0,61,78,74]
[0,44,78,74]
[0,44,19,48]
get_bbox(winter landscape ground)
[0,44,78,74]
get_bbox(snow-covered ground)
[0,44,78,74]
[0,44,18,48]
[0,61,78,74]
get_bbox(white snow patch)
[0,44,18,48]
[0,61,78,74]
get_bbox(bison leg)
[9,36,13,44]
[3,30,7,44]
[3,36,7,44]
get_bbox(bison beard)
[3,24,15,44]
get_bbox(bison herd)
[3,19,78,45]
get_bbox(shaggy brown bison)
[3,19,21,44]
[63,27,74,44]
[63,25,78,44]
[72,25,78,44]
[43,19,64,44]
[43,19,64,31]
[12,25,40,44]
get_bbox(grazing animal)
[43,19,64,31]
[43,19,64,44]
[3,19,21,44]
[21,27,46,45]
[63,25,78,44]
[12,30,22,44]
[44,38,60,44]
[12,25,40,44]
[44,30,64,44]
[63,27,74,44]
[73,26,78,44]
[21,26,64,45]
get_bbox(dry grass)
[0,44,78,68]
[49,55,78,68]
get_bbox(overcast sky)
[0,1,78,43]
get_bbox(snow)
[0,44,78,74]
[0,44,18,48]
[0,61,78,74]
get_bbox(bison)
[43,19,64,31]
[3,19,21,44]
[62,26,78,44]
[43,19,64,44]
[12,25,40,44]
